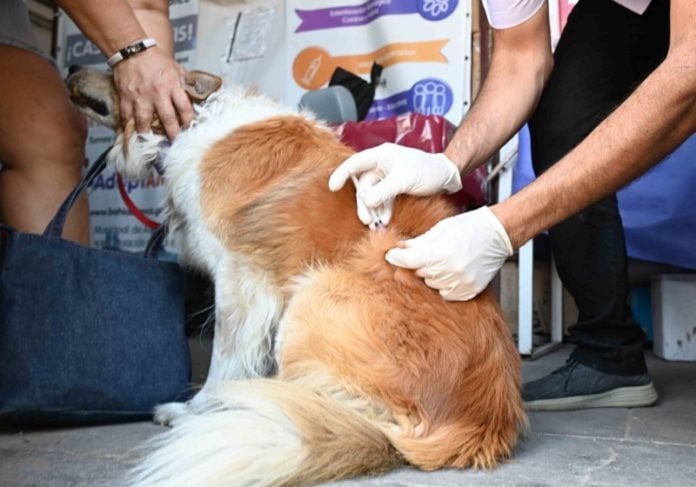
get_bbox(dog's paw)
[153,401,190,426]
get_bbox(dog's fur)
[67,68,526,486]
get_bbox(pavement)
[2,340,695,487]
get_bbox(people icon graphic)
[411,79,453,116]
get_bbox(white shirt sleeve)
[480,0,546,29]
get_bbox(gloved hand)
[385,207,514,301]
[329,143,462,227]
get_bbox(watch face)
[125,43,144,56]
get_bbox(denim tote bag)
[0,150,191,425]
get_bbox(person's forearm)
[56,0,170,57]
[445,5,553,174]
[128,0,174,55]
[492,51,696,249]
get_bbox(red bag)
[335,113,486,212]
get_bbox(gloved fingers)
[377,201,393,226]
[362,171,413,207]
[356,170,382,188]
[439,286,476,302]
[351,173,384,226]
[328,148,385,192]
[356,195,375,226]
[415,266,437,279]
[398,231,433,249]
[425,277,444,292]
[362,199,393,227]
[385,245,430,270]
[354,171,393,225]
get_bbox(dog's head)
[65,65,222,130]
[66,66,222,180]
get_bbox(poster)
[55,0,199,252]
[285,0,472,125]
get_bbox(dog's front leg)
[206,253,284,382]
[154,253,283,425]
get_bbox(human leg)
[0,45,89,244]
[524,0,669,409]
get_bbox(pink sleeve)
[480,0,546,29]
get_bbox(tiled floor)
[1,342,695,487]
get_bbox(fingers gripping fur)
[130,379,402,487]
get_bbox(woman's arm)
[56,0,193,139]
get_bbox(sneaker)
[523,360,658,411]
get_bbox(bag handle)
[43,148,111,238]
[144,223,169,258]
[42,146,169,259]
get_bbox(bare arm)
[445,4,554,174]
[128,0,175,55]
[492,0,696,249]
[56,0,156,57]
[56,0,193,139]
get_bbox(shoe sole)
[525,383,658,411]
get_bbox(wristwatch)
[107,38,157,68]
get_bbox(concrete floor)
[1,342,695,487]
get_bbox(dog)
[67,67,526,486]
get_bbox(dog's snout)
[68,65,84,76]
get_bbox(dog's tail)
[130,373,403,487]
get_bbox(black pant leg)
[528,0,670,375]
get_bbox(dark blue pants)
[528,0,669,375]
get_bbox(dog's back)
[194,114,457,286]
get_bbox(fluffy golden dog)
[67,67,525,486]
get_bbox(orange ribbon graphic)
[292,40,449,90]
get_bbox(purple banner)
[367,91,411,120]
[295,0,458,33]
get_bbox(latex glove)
[385,207,513,301]
[329,143,462,227]
[113,47,194,140]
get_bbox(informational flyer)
[55,0,199,252]
[286,0,472,125]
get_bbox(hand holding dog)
[385,207,514,301]
[329,143,463,226]
[112,47,194,140]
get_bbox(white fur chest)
[161,87,300,272]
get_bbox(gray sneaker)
[523,360,658,411]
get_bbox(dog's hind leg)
[154,252,283,425]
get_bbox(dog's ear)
[184,71,223,102]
